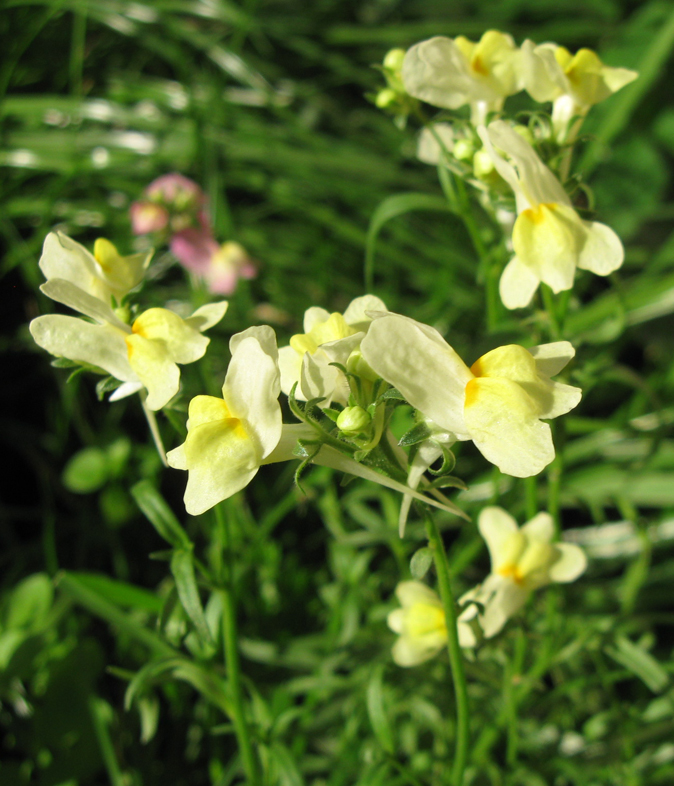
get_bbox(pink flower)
[130,201,170,235]
[203,242,257,295]
[145,173,206,212]
[170,228,220,272]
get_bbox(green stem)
[215,503,259,785]
[540,284,561,341]
[524,476,538,521]
[140,392,168,467]
[425,511,470,786]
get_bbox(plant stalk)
[215,503,259,785]
[425,511,470,786]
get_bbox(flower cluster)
[399,31,637,138]
[377,32,637,309]
[30,232,227,410]
[388,507,587,666]
[131,173,256,295]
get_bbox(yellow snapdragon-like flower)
[278,295,387,406]
[460,507,587,637]
[39,231,152,304]
[360,312,581,477]
[30,233,227,410]
[521,40,637,140]
[402,31,522,124]
[387,581,475,667]
[478,120,624,308]
[167,327,282,515]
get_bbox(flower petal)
[499,255,541,309]
[185,301,229,332]
[549,543,587,582]
[528,341,575,377]
[395,581,442,609]
[30,315,135,382]
[392,634,444,667]
[40,278,125,329]
[484,120,571,208]
[521,39,562,102]
[361,313,473,439]
[478,506,519,570]
[278,345,303,399]
[521,512,555,543]
[169,419,260,515]
[512,203,583,293]
[402,36,476,109]
[303,306,331,333]
[342,294,388,329]
[536,380,582,420]
[301,349,350,406]
[577,220,624,276]
[224,328,281,459]
[125,333,180,410]
[132,308,209,365]
[480,579,529,638]
[39,232,107,301]
[463,376,555,476]
[417,124,455,165]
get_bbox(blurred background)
[2,0,674,784]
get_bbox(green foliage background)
[2,0,674,784]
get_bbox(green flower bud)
[336,406,372,436]
[453,138,475,161]
[375,88,398,109]
[346,349,379,383]
[383,48,406,73]
[114,304,131,324]
[473,149,495,179]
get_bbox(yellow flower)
[360,313,582,477]
[39,231,151,304]
[460,507,587,637]
[31,236,227,410]
[167,327,282,514]
[479,120,624,308]
[521,40,637,140]
[402,31,522,124]
[388,581,475,667]
[278,295,387,406]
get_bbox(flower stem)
[140,392,167,466]
[425,510,470,786]
[214,502,259,785]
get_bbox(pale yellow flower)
[521,41,637,140]
[388,581,476,667]
[39,231,151,304]
[167,327,282,515]
[31,236,226,410]
[479,120,624,308]
[360,312,581,477]
[460,507,587,637]
[402,31,522,124]
[278,295,387,406]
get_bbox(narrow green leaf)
[170,549,216,651]
[399,421,432,447]
[66,571,163,614]
[605,636,669,693]
[366,663,395,754]
[365,192,450,290]
[131,480,190,549]
[57,572,176,658]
